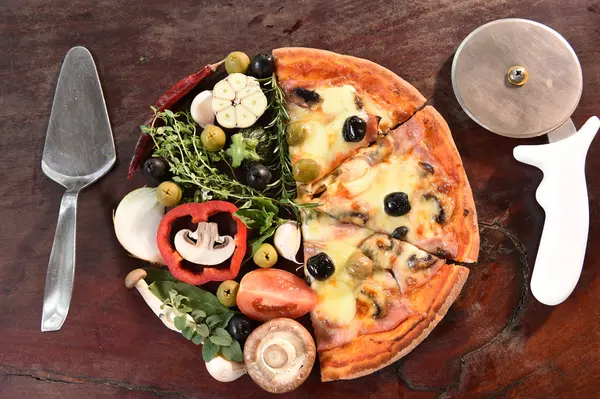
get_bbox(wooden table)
[1,0,599,397]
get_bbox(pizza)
[273,47,426,184]
[302,213,469,381]
[273,48,479,381]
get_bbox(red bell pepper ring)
[128,61,223,180]
[157,201,247,285]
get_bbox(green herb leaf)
[215,312,235,329]
[144,268,179,285]
[250,225,278,256]
[191,309,207,321]
[182,326,194,340]
[148,280,229,316]
[173,315,187,331]
[202,340,220,362]
[209,328,233,346]
[205,314,223,328]
[197,323,210,338]
[221,340,243,362]
[191,334,203,345]
[225,133,261,168]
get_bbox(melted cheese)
[324,155,442,243]
[287,85,369,181]
[313,281,356,327]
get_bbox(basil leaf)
[148,281,229,316]
[202,340,220,362]
[173,315,187,331]
[250,225,278,256]
[221,340,243,362]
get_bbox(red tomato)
[237,269,317,322]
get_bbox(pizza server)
[41,47,115,331]
[452,19,599,306]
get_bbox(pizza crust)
[392,106,479,262]
[318,265,469,381]
[273,47,426,131]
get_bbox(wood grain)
[1,0,599,398]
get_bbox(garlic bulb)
[274,222,302,264]
[211,73,268,128]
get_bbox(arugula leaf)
[148,281,229,316]
[225,133,260,168]
[221,340,243,362]
[202,340,220,362]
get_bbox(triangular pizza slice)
[302,213,469,381]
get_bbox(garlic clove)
[212,97,231,113]
[216,106,237,128]
[205,355,247,382]
[226,73,248,92]
[274,222,302,264]
[190,91,215,128]
[235,105,258,128]
[241,92,269,116]
[213,79,236,101]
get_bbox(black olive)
[294,88,320,103]
[142,157,171,186]
[424,193,446,224]
[418,161,435,175]
[342,116,367,142]
[226,314,254,342]
[307,252,335,281]
[249,53,274,79]
[392,226,409,240]
[384,192,411,216]
[245,163,272,190]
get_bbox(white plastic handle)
[513,116,599,306]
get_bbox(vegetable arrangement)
[116,50,316,394]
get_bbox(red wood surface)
[1,0,600,398]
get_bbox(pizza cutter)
[451,18,599,306]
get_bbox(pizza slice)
[302,213,469,381]
[273,47,426,184]
[298,106,479,263]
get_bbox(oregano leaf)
[191,334,203,345]
[182,326,194,340]
[173,315,187,331]
[202,340,220,362]
[221,340,243,362]
[209,334,232,346]
[197,323,210,338]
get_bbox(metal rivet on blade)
[507,65,528,86]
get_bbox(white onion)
[114,187,165,264]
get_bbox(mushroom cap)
[244,318,316,394]
[124,268,147,289]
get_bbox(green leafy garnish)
[234,198,288,255]
[225,133,261,167]
[146,276,243,363]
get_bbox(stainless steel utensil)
[41,46,115,331]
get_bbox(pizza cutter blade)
[451,18,599,305]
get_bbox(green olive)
[292,159,321,183]
[156,181,182,207]
[286,122,308,146]
[201,125,226,152]
[253,243,278,268]
[217,280,240,307]
[225,51,250,74]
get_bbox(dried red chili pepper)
[156,201,247,285]
[128,61,223,179]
